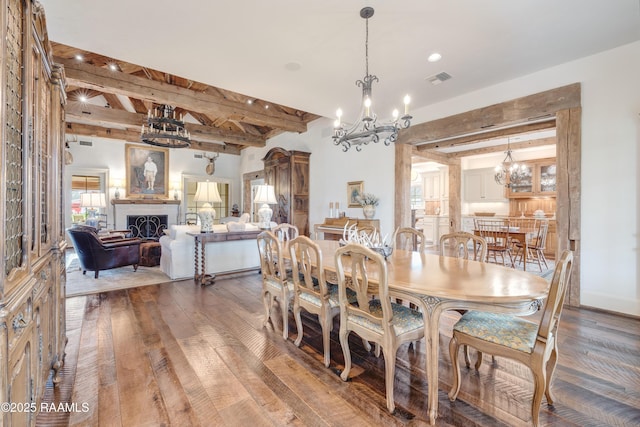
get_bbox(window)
[70,175,101,222]
[410,184,423,209]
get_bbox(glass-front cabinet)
[506,158,556,198]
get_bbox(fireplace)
[127,215,168,241]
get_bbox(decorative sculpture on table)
[194,181,222,233]
[340,222,393,259]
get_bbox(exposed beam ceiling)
[53,43,320,154]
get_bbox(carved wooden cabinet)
[263,148,310,236]
[0,1,67,424]
[506,157,557,198]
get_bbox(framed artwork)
[347,181,364,207]
[125,143,169,198]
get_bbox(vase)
[363,205,376,219]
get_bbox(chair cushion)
[299,283,356,308]
[347,300,423,335]
[454,311,539,353]
[265,274,294,293]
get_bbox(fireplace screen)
[127,215,168,240]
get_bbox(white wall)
[239,41,640,316]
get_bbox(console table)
[188,230,261,285]
[314,217,380,240]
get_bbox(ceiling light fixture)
[428,52,442,62]
[494,138,527,188]
[333,6,412,152]
[141,105,191,148]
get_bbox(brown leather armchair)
[67,226,142,278]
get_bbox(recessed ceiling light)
[75,54,84,61]
[246,99,253,105]
[264,104,269,109]
[427,52,442,63]
[109,63,118,71]
[78,95,88,103]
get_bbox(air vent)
[194,154,203,159]
[79,140,92,146]
[426,72,452,85]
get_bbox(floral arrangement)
[356,192,379,206]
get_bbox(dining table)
[302,239,550,425]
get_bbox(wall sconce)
[171,182,180,200]
[112,178,123,199]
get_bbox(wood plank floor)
[37,273,640,426]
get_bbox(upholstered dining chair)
[256,231,293,340]
[272,223,299,242]
[336,243,425,413]
[393,227,425,252]
[439,231,487,262]
[448,250,574,427]
[288,236,340,367]
[439,231,489,367]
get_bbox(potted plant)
[357,192,379,219]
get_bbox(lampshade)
[253,185,277,205]
[194,181,221,233]
[80,192,106,208]
[194,181,222,203]
[253,185,277,229]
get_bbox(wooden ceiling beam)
[399,83,580,145]
[66,101,266,147]
[410,147,453,165]
[64,122,241,155]
[57,57,308,133]
[447,137,557,158]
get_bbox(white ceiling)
[40,1,639,124]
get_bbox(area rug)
[65,252,182,297]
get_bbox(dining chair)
[272,223,299,242]
[336,243,425,413]
[439,231,487,262]
[393,227,425,252]
[439,231,488,367]
[448,250,574,427]
[256,231,293,340]
[288,236,340,367]
[515,220,550,271]
[476,219,515,267]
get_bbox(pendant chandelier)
[494,138,526,188]
[333,7,412,152]
[141,105,191,148]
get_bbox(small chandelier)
[141,105,191,148]
[333,7,412,152]
[494,138,527,188]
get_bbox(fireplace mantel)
[111,199,180,205]
[112,199,181,230]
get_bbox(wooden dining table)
[302,239,550,425]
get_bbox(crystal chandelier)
[494,138,527,188]
[333,7,412,152]
[141,105,191,148]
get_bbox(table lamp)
[253,184,277,229]
[194,181,222,233]
[80,192,106,228]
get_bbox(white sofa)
[159,223,261,280]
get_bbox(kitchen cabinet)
[416,216,449,245]
[463,168,506,202]
[506,158,556,198]
[423,172,441,200]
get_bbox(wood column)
[394,143,412,229]
[448,158,461,231]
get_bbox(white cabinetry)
[462,216,476,233]
[416,216,449,245]
[423,172,441,200]
[463,168,506,202]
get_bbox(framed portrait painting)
[125,144,169,198]
[347,181,364,207]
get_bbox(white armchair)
[159,223,261,280]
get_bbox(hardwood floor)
[37,273,640,426]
